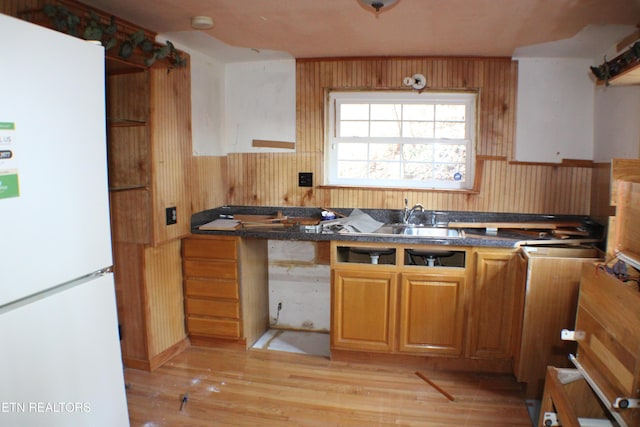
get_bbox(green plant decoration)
[591,40,640,85]
[36,4,185,69]
[42,4,80,36]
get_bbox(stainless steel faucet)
[403,198,425,224]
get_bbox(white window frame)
[326,90,477,190]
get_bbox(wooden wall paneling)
[107,126,150,189]
[149,64,192,243]
[143,239,186,357]
[285,57,594,215]
[110,189,152,243]
[190,156,227,213]
[590,162,613,225]
[113,242,149,365]
[107,71,149,122]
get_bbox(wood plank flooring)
[124,346,533,426]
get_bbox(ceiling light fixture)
[191,16,214,30]
[358,0,399,14]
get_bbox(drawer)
[184,279,239,299]
[575,264,640,427]
[183,237,237,261]
[187,317,241,339]
[183,259,237,280]
[186,298,240,319]
[539,367,617,427]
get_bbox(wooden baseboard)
[189,335,247,350]
[122,356,152,371]
[123,338,190,371]
[330,349,513,374]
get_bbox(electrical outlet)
[166,206,177,225]
[298,172,313,187]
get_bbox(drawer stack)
[182,236,243,342]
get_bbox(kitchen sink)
[370,224,464,239]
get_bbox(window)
[327,91,477,189]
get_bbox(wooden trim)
[616,29,640,52]
[252,139,295,150]
[296,56,514,63]
[509,159,594,168]
[147,338,190,371]
[122,356,152,371]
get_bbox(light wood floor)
[124,346,533,426]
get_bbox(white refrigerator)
[0,14,129,427]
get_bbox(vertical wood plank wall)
[144,239,186,356]
[225,57,592,215]
[150,65,194,242]
[1,1,596,216]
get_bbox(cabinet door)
[468,250,520,359]
[398,273,465,356]
[331,269,397,352]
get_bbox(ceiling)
[79,0,640,62]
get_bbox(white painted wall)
[158,34,296,155]
[225,59,296,153]
[593,85,640,162]
[188,50,226,155]
[157,37,227,156]
[514,57,595,163]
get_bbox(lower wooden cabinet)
[517,246,603,398]
[398,273,465,356]
[331,269,397,352]
[182,235,269,348]
[468,249,524,360]
[330,242,525,372]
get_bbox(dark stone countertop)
[190,206,604,249]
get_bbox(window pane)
[370,121,401,137]
[369,161,400,179]
[330,91,475,189]
[341,104,369,120]
[403,143,434,161]
[435,121,465,139]
[340,121,369,137]
[370,143,400,161]
[403,104,434,120]
[337,161,368,178]
[403,121,434,138]
[434,144,466,162]
[434,164,465,182]
[404,162,433,180]
[370,104,401,120]
[436,104,466,121]
[337,142,368,160]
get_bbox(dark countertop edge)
[191,205,602,227]
[190,206,604,249]
[190,227,520,248]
